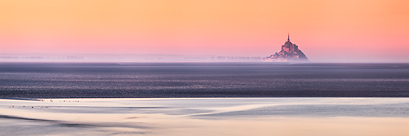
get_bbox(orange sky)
[1,0,408,62]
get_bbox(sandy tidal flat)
[1,98,409,136]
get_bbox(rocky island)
[263,34,308,62]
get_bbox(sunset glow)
[1,0,408,62]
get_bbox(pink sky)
[1,0,409,62]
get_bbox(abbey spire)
[287,33,290,42]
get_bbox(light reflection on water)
[2,63,409,97]
[1,98,409,136]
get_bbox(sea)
[1,62,409,136]
[1,62,409,98]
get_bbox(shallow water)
[1,63,409,135]
[1,62,409,98]
[1,98,409,136]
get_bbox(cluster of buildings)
[263,34,308,62]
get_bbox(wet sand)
[1,98,409,136]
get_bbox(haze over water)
[2,0,409,135]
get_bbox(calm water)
[1,62,409,98]
[1,63,409,135]
[1,98,409,136]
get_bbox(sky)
[1,0,408,62]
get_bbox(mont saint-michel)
[263,35,308,62]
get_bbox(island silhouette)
[263,34,308,62]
